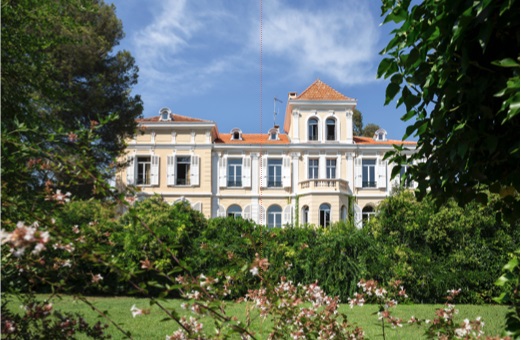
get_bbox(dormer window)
[374,128,387,141]
[159,107,172,121]
[230,128,243,140]
[268,127,279,140]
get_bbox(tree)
[1,0,143,211]
[362,123,381,138]
[378,0,519,208]
[353,109,364,136]
[353,108,380,137]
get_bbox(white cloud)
[258,1,380,85]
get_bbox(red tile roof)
[296,79,355,101]
[354,136,416,145]
[216,133,290,145]
[136,113,212,123]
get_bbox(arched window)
[308,118,318,141]
[340,205,348,221]
[326,118,336,141]
[267,205,282,228]
[319,203,331,227]
[362,205,375,224]
[227,204,242,219]
[301,205,309,225]
[230,128,242,140]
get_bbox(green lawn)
[5,295,509,339]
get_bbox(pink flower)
[91,274,103,283]
[130,304,143,318]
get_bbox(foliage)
[361,123,381,137]
[352,108,381,137]
[378,0,519,209]
[366,190,519,304]
[109,197,207,295]
[493,251,520,339]
[1,0,143,207]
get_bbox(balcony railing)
[299,179,349,192]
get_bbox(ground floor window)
[319,203,331,227]
[301,206,309,225]
[136,156,151,185]
[227,204,242,218]
[362,205,375,223]
[267,205,282,228]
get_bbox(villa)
[118,80,416,227]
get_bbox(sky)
[107,0,413,141]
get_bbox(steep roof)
[296,79,355,101]
[284,79,355,133]
[215,133,290,145]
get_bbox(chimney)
[288,92,297,100]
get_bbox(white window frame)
[227,158,242,187]
[308,158,319,179]
[326,159,337,179]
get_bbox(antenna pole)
[273,97,283,127]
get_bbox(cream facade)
[119,80,416,227]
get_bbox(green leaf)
[377,58,394,78]
[491,58,519,68]
[385,83,401,105]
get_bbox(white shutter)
[283,205,293,226]
[354,204,362,229]
[219,157,227,187]
[377,159,387,188]
[150,155,159,185]
[282,156,291,188]
[258,204,266,225]
[261,157,267,188]
[354,158,362,188]
[126,155,136,185]
[167,155,176,186]
[217,205,225,217]
[190,155,200,186]
[242,156,251,187]
[391,164,400,189]
[243,205,252,220]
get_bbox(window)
[227,204,242,219]
[308,159,319,179]
[362,205,375,223]
[268,127,279,140]
[319,203,331,227]
[231,128,242,140]
[268,159,282,187]
[159,107,171,121]
[301,206,309,225]
[326,159,336,179]
[137,156,151,185]
[362,159,376,188]
[176,156,191,185]
[308,118,318,141]
[270,132,277,140]
[340,205,348,221]
[400,166,414,188]
[326,118,336,140]
[227,158,242,187]
[267,205,282,228]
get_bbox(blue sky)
[108,0,412,140]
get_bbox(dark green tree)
[353,108,380,137]
[378,0,519,207]
[1,0,143,212]
[361,123,381,138]
[353,109,364,136]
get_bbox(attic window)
[268,127,279,140]
[159,107,172,121]
[230,128,242,140]
[373,128,387,141]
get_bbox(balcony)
[299,179,350,194]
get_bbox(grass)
[5,294,509,339]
